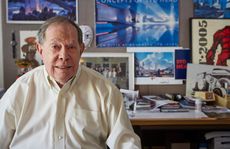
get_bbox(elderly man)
[0,16,141,149]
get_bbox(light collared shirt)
[0,65,141,149]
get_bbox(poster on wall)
[7,0,78,24]
[95,0,179,47]
[81,52,134,90]
[19,30,42,65]
[193,0,230,18]
[191,18,230,66]
[128,47,182,85]
[186,63,230,97]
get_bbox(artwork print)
[7,0,77,23]
[96,0,179,47]
[191,19,230,66]
[20,30,42,65]
[80,53,134,90]
[15,30,42,77]
[193,0,230,18]
[130,48,182,85]
[186,64,230,97]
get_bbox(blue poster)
[175,49,191,80]
[96,0,179,47]
[193,0,230,18]
[7,0,77,23]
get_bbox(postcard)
[128,47,183,85]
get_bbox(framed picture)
[7,0,78,24]
[95,0,179,47]
[128,47,183,85]
[19,30,42,65]
[80,52,134,90]
[190,18,230,66]
[193,0,230,18]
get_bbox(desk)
[129,110,230,126]
[129,110,230,149]
[131,118,230,126]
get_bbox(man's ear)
[80,43,85,55]
[36,42,43,60]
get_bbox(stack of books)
[160,102,188,112]
[143,95,189,112]
[179,96,206,110]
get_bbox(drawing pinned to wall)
[15,30,42,78]
[20,30,42,65]
[191,18,230,66]
[95,0,179,47]
[193,0,230,18]
[80,53,134,90]
[128,47,182,85]
[7,0,78,24]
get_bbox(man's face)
[37,23,84,86]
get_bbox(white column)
[0,1,4,88]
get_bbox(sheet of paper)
[143,95,178,109]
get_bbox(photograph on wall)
[186,63,230,97]
[128,47,182,85]
[193,0,230,18]
[175,48,191,80]
[95,0,179,47]
[80,53,134,90]
[191,18,230,66]
[7,0,78,23]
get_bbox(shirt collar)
[43,65,82,92]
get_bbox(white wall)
[0,1,4,88]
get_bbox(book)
[175,49,191,80]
